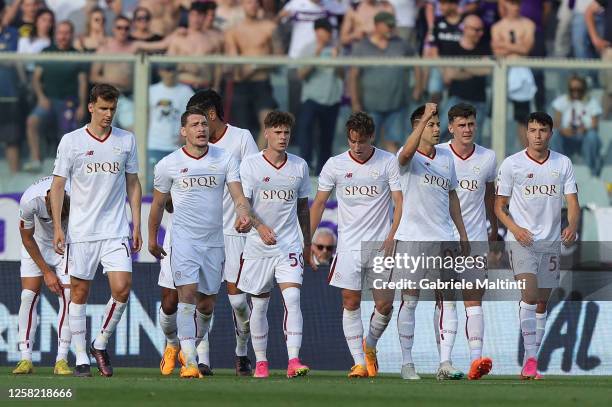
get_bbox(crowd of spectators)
[0,0,610,181]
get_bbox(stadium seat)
[579,178,609,206]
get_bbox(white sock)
[158,307,179,347]
[69,302,89,366]
[366,307,392,349]
[342,307,365,366]
[465,305,484,361]
[250,296,270,362]
[195,310,213,365]
[519,301,537,362]
[228,293,251,357]
[398,295,417,365]
[438,301,458,364]
[56,288,71,362]
[535,311,547,355]
[93,297,127,350]
[17,289,39,361]
[281,287,303,360]
[177,302,197,365]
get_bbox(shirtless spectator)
[139,0,180,37]
[90,15,137,130]
[216,0,245,31]
[225,0,282,147]
[129,6,163,42]
[585,0,612,119]
[73,7,108,52]
[340,0,394,46]
[491,0,535,146]
[136,2,223,90]
[68,0,118,37]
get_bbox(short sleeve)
[53,136,74,178]
[241,130,259,159]
[125,134,139,174]
[317,157,336,192]
[239,160,253,199]
[298,162,311,198]
[563,160,578,195]
[387,156,402,191]
[19,199,36,229]
[551,95,566,113]
[153,159,172,194]
[496,158,513,196]
[225,155,241,184]
[448,156,458,191]
[486,152,497,183]
[281,0,298,14]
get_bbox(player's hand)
[131,227,142,253]
[460,238,471,257]
[53,228,65,255]
[561,225,577,246]
[148,242,167,260]
[304,244,317,271]
[380,236,396,258]
[424,103,437,120]
[512,226,533,247]
[256,224,276,245]
[488,228,499,242]
[43,270,63,296]
[234,214,252,233]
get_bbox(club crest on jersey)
[369,170,380,179]
[85,150,94,156]
[263,176,270,183]
[551,170,560,178]
[345,172,353,179]
[113,146,122,155]
[472,166,481,175]
[209,164,218,171]
[288,175,297,184]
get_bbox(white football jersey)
[241,152,310,258]
[318,148,401,252]
[439,142,496,241]
[154,145,240,247]
[53,126,138,243]
[19,176,69,257]
[395,147,458,242]
[210,124,258,236]
[497,149,577,246]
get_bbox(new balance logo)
[263,176,270,182]
[180,168,188,173]
[86,150,94,156]
[345,172,353,179]
[527,173,534,178]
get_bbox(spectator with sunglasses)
[129,6,163,42]
[551,74,602,176]
[311,227,337,266]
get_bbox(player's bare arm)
[244,196,276,245]
[297,198,314,269]
[449,190,470,256]
[485,182,498,241]
[148,189,169,260]
[494,195,533,246]
[20,224,62,295]
[126,172,143,253]
[49,176,67,255]
[227,181,253,233]
[398,103,437,166]
[562,193,580,246]
[381,190,402,257]
[309,190,332,236]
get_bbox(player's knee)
[112,281,131,302]
[536,301,548,314]
[375,302,393,316]
[281,287,300,310]
[161,298,178,315]
[342,298,360,311]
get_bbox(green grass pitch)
[1,368,610,407]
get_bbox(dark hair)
[568,74,587,91]
[181,106,206,127]
[345,112,375,137]
[114,14,131,26]
[57,19,74,34]
[31,8,55,40]
[86,7,105,37]
[190,1,215,13]
[187,89,224,121]
[0,0,5,13]
[264,111,294,129]
[314,17,333,32]
[410,105,439,127]
[132,6,151,20]
[526,111,554,130]
[448,102,477,123]
[89,83,120,104]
